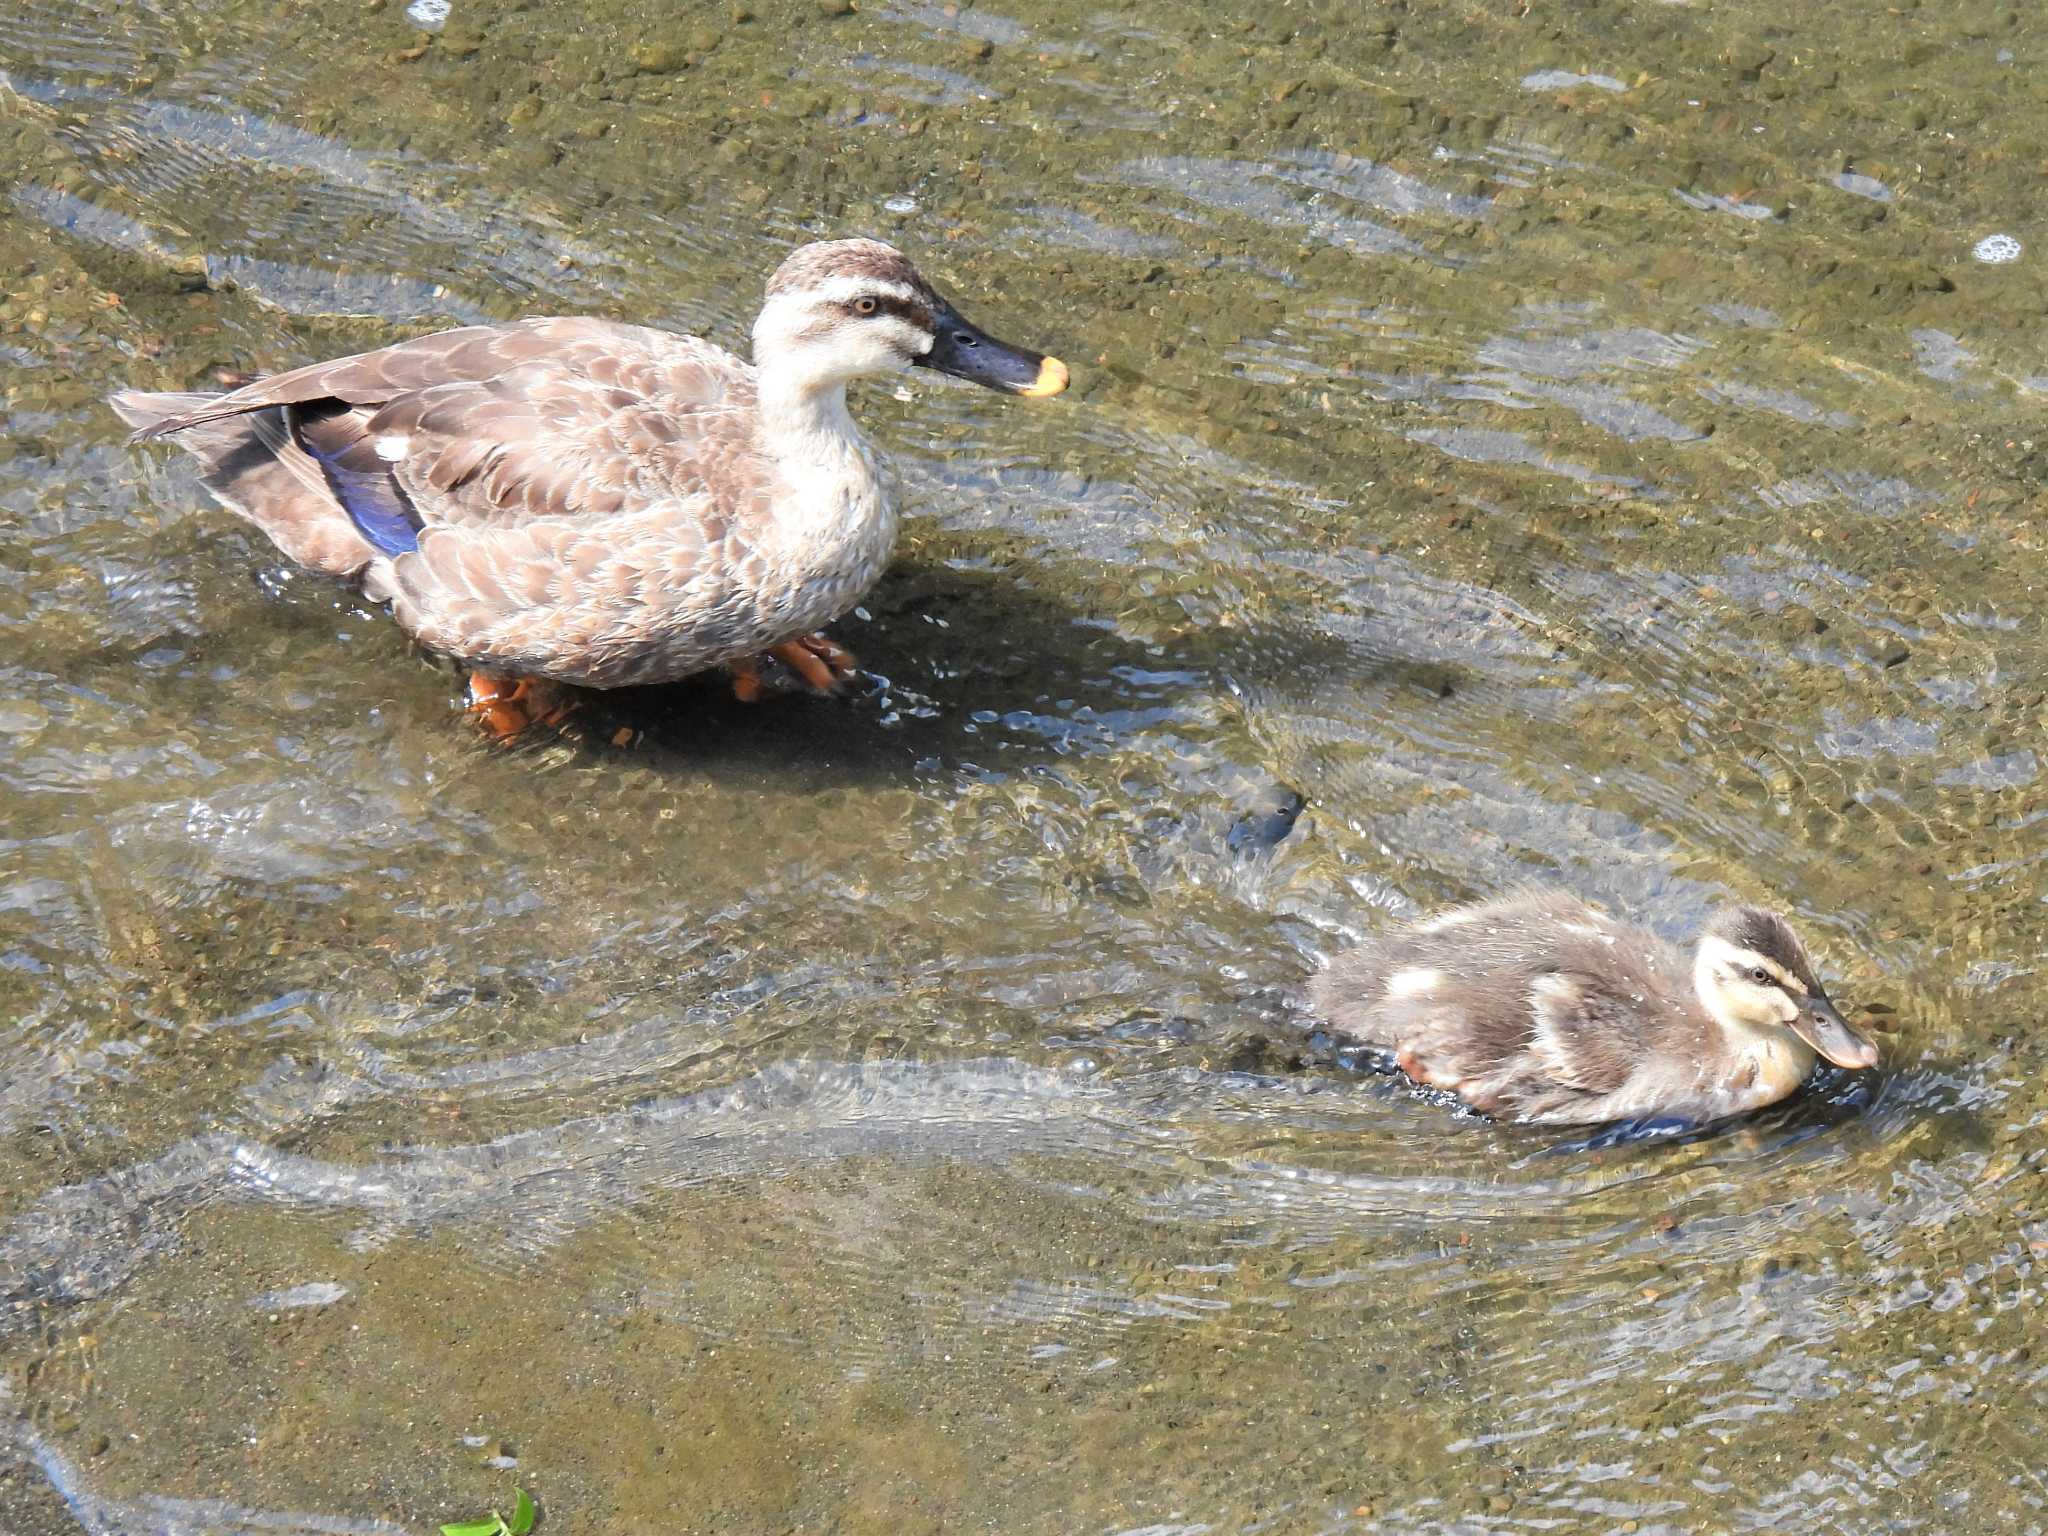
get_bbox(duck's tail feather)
[108,389,201,436]
[111,390,381,578]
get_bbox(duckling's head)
[752,238,1068,402]
[1694,907,1879,1070]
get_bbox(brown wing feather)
[367,369,754,532]
[124,325,512,441]
[124,318,795,684]
[1310,892,1699,1117]
[1520,971,1647,1095]
[123,319,740,445]
[139,320,756,539]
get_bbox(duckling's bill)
[1792,993,1881,1070]
[915,297,1068,396]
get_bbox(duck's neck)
[1726,1019,1816,1103]
[754,372,867,467]
[751,368,891,558]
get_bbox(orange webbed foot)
[769,632,860,694]
[466,671,575,739]
[727,655,767,704]
[727,633,861,702]
[1396,1044,1439,1090]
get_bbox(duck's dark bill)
[1791,994,1880,1070]
[916,300,1068,396]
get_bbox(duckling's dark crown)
[1704,905,1821,992]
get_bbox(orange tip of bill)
[1021,355,1070,397]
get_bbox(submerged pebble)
[246,1282,349,1310]
[1520,70,1626,93]
[1830,172,1893,202]
[1227,785,1305,856]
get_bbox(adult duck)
[112,239,1069,735]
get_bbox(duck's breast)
[756,437,898,633]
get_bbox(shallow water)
[1,0,2045,1531]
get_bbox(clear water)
[1,1,2044,1531]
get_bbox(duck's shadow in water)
[528,554,1434,788]
[573,557,1164,776]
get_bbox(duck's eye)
[1749,966,1770,985]
[854,297,878,315]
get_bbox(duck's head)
[752,238,1069,402]
[1693,906,1879,1070]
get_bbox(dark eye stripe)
[843,295,933,330]
[1747,962,1799,993]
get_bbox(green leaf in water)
[440,1520,505,1536]
[509,1490,537,1536]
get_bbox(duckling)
[111,239,1069,736]
[1310,888,1879,1126]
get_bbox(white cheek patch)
[1696,935,1811,1033]
[758,292,934,368]
[879,317,934,359]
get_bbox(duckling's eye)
[1749,966,1770,985]
[853,296,878,316]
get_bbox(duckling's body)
[1310,889,1878,1126]
[111,240,1068,732]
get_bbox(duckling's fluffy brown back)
[1310,888,1714,1122]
